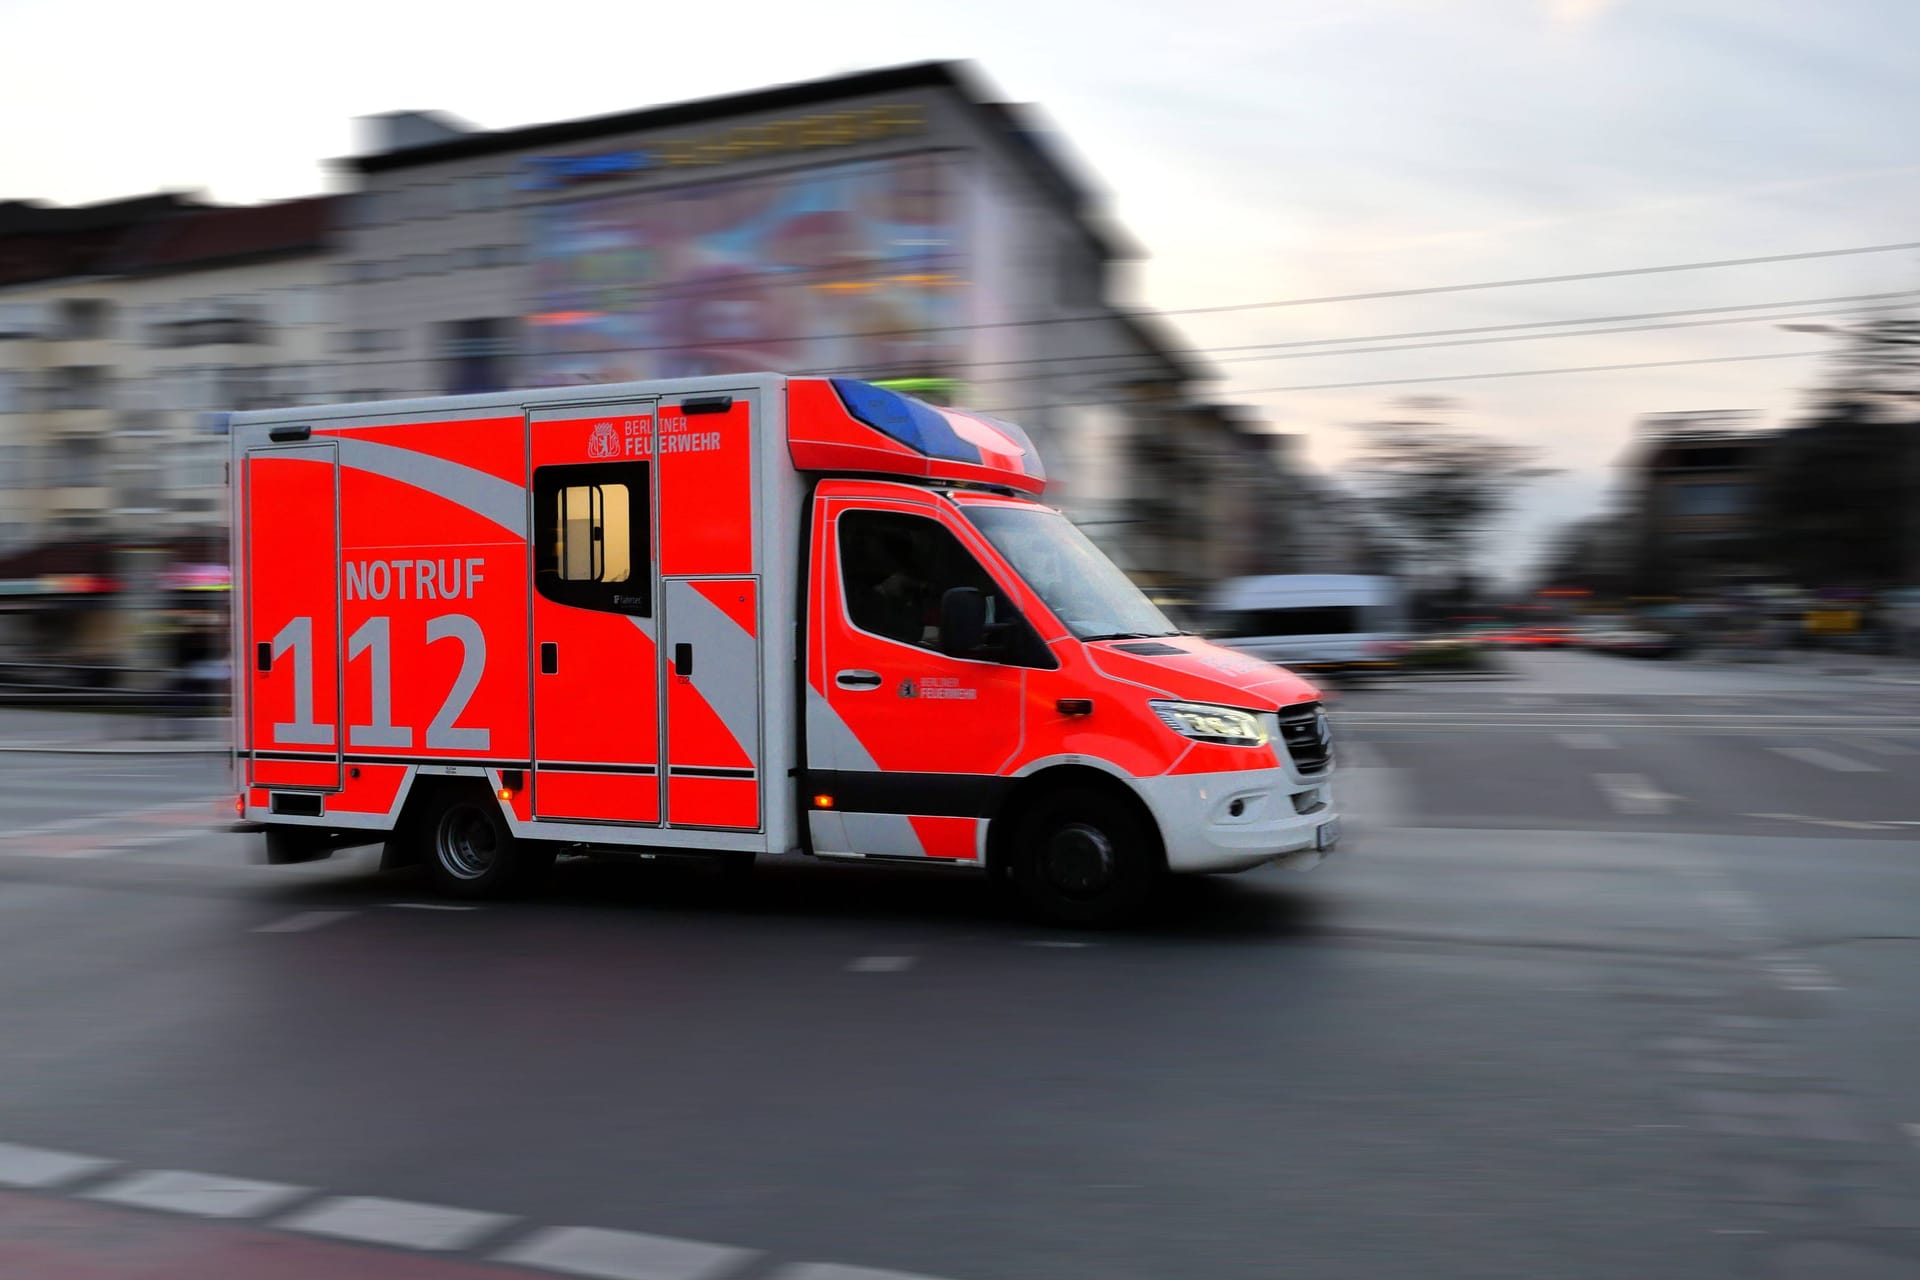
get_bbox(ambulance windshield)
[965,504,1179,642]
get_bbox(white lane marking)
[0,1140,113,1188]
[774,1266,953,1280]
[251,911,353,934]
[385,902,481,911]
[1847,738,1919,757]
[496,1225,759,1280]
[1594,773,1678,815]
[0,800,216,842]
[1761,954,1837,992]
[1556,732,1617,750]
[280,1195,513,1251]
[1767,746,1884,773]
[0,823,227,860]
[848,955,916,973]
[89,1169,309,1219]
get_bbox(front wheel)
[420,787,554,899]
[1008,787,1161,928]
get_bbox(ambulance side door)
[805,483,1044,862]
[528,404,663,825]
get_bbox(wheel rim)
[436,805,497,880]
[1040,821,1116,899]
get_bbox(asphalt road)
[0,650,1916,1279]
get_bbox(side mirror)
[939,586,987,656]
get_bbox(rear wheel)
[1008,786,1161,928]
[420,786,553,899]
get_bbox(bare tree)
[1344,397,1554,582]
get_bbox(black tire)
[1008,786,1162,928]
[419,786,554,899]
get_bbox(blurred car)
[1588,628,1686,659]
[1205,574,1409,677]
[1506,626,1578,648]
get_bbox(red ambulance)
[230,375,1338,924]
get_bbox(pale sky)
[5,0,1917,579]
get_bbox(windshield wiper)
[1081,632,1155,642]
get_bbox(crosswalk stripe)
[280,1194,513,1252]
[0,1140,114,1188]
[495,1224,758,1280]
[89,1169,309,1219]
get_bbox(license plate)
[1315,819,1341,851]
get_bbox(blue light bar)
[831,378,982,465]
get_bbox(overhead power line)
[788,297,1919,386]
[1159,239,1920,318]
[295,287,1919,385]
[1235,349,1830,394]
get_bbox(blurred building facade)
[0,59,1370,663]
[330,61,1312,600]
[1622,410,1769,597]
[0,194,333,660]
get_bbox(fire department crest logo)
[587,421,620,458]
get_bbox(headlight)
[1149,700,1270,747]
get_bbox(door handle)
[674,643,693,677]
[540,642,558,675]
[835,669,882,690]
[256,642,271,672]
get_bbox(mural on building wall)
[525,153,967,387]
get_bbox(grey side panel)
[663,579,761,769]
[334,437,526,536]
[840,812,927,858]
[805,682,878,771]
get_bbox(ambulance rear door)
[241,439,344,792]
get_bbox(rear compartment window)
[533,462,651,615]
[1228,606,1364,637]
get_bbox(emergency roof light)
[831,378,982,466]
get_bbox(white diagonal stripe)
[495,1225,757,1280]
[90,1169,309,1218]
[0,1141,113,1188]
[1556,732,1616,750]
[1770,745,1884,773]
[1594,773,1676,815]
[280,1195,513,1251]
[252,911,353,933]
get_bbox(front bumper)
[1134,765,1338,874]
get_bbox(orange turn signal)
[812,793,835,809]
[497,787,514,802]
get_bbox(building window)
[532,462,652,615]
[58,298,113,340]
[441,319,512,394]
[50,366,110,410]
[51,436,105,487]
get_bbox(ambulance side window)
[533,462,651,615]
[838,508,1043,665]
